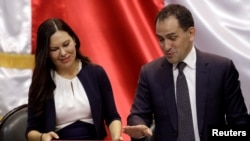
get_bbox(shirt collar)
[173,46,196,70]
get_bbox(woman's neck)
[56,60,79,79]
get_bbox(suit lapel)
[195,49,209,134]
[157,49,209,134]
[159,58,178,131]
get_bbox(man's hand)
[123,125,152,139]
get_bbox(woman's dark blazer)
[26,63,121,139]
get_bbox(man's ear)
[188,27,195,41]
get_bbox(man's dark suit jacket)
[26,63,121,140]
[127,48,249,141]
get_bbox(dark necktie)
[176,62,195,141]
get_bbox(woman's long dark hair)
[28,18,90,117]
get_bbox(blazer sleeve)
[95,65,121,125]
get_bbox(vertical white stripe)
[164,1,250,140]
[164,0,250,110]
[0,0,31,116]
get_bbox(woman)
[26,18,123,141]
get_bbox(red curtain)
[32,0,164,140]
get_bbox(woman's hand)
[112,136,124,141]
[41,131,59,141]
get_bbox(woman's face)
[49,30,77,71]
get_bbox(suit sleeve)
[224,60,249,125]
[127,65,153,127]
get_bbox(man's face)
[156,16,195,64]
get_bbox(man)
[123,4,249,141]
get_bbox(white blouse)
[52,62,94,131]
